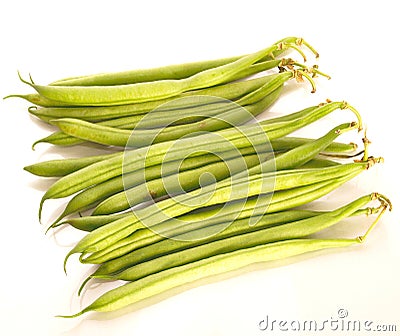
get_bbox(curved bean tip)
[29,73,35,85]
[375,193,393,211]
[358,201,389,242]
[45,221,58,235]
[17,70,34,87]
[31,140,40,151]
[63,251,72,275]
[296,37,320,58]
[55,311,84,319]
[28,105,38,113]
[77,276,91,297]
[38,197,45,224]
[287,43,307,62]
[340,102,363,131]
[295,70,317,93]
[3,94,20,100]
[311,65,331,79]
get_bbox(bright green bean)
[24,136,356,178]
[64,159,376,267]
[63,213,130,232]
[61,196,388,317]
[91,152,268,216]
[9,59,282,108]
[62,160,344,233]
[32,73,285,147]
[53,146,269,224]
[96,194,381,281]
[50,86,283,148]
[29,72,280,122]
[92,122,357,216]
[39,101,360,215]
[48,37,297,86]
[89,195,376,273]
[59,238,364,317]
[79,165,364,266]
[69,171,364,269]
[87,208,321,270]
[23,151,121,177]
[23,39,312,106]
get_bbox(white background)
[1,1,399,335]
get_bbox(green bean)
[47,68,315,148]
[49,57,241,86]
[61,195,389,318]
[62,213,130,232]
[29,73,279,122]
[61,159,344,234]
[92,122,357,216]
[80,168,362,265]
[4,93,78,107]
[49,36,300,86]
[31,73,285,147]
[64,159,377,267]
[39,101,361,214]
[57,155,344,230]
[24,136,356,178]
[87,209,319,270]
[91,152,269,216]
[9,59,281,108]
[48,73,290,148]
[23,151,121,177]
[22,39,314,106]
[49,86,283,148]
[53,146,268,224]
[60,236,377,318]
[272,137,357,154]
[299,158,340,168]
[90,201,377,275]
[49,58,283,87]
[95,194,383,281]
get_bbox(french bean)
[64,159,377,267]
[91,122,357,216]
[59,237,373,317]
[39,101,361,215]
[22,38,315,106]
[50,86,283,148]
[53,146,270,223]
[24,137,356,178]
[80,170,363,265]
[29,72,281,122]
[23,151,121,177]
[61,195,389,318]
[49,37,303,86]
[95,194,383,281]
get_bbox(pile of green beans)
[8,36,391,319]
